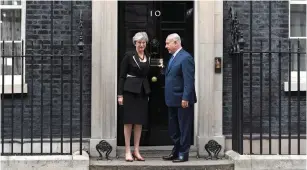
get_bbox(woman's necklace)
[139,54,145,61]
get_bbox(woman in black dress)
[118,32,151,162]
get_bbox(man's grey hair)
[132,32,149,45]
[167,33,181,44]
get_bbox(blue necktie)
[168,55,175,68]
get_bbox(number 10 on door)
[150,10,161,17]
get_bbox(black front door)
[117,1,194,146]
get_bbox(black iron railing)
[1,41,84,156]
[228,5,306,155]
[0,14,85,155]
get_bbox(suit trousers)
[168,105,194,156]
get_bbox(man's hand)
[181,100,189,108]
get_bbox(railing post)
[237,35,245,154]
[77,10,84,155]
[1,41,4,156]
[229,7,245,154]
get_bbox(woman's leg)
[124,124,133,160]
[133,124,144,159]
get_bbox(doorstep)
[90,157,234,170]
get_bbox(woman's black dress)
[118,52,151,125]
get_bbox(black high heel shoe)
[132,152,145,161]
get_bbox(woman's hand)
[118,96,124,105]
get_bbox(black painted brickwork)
[2,0,92,139]
[223,1,306,136]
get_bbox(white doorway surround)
[195,0,225,157]
[90,0,224,158]
[90,0,118,157]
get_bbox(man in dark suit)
[162,33,197,163]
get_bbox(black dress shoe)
[162,154,178,161]
[172,155,188,163]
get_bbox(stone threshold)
[115,146,198,158]
[90,158,234,170]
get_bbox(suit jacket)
[164,49,197,107]
[118,51,151,95]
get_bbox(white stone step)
[90,158,234,170]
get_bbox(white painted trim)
[112,1,199,147]
[288,0,291,38]
[0,5,22,9]
[289,37,307,39]
[0,40,23,43]
[0,1,27,93]
[0,84,27,94]
[90,1,118,157]
[290,1,307,4]
[21,0,26,56]
[193,0,199,147]
[289,0,307,4]
[288,3,307,39]
[114,1,118,153]
[0,75,27,93]
[284,82,306,91]
[284,71,306,91]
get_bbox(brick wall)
[2,0,92,139]
[223,1,306,136]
